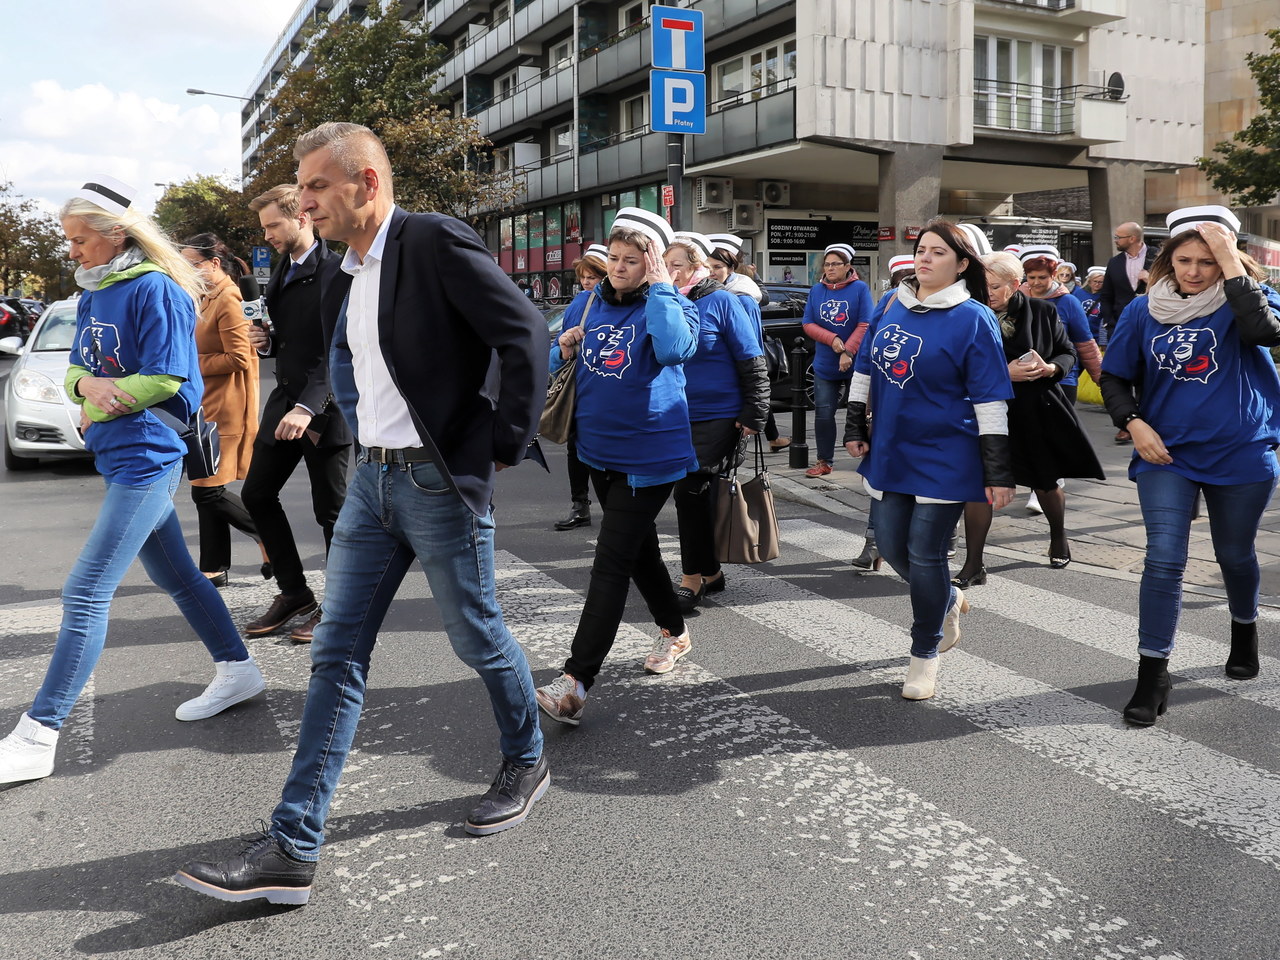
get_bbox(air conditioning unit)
[759,180,791,206]
[730,200,764,233]
[695,177,733,212]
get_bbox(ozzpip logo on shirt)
[870,324,923,389]
[1150,327,1218,384]
[77,321,126,376]
[582,324,637,379]
[819,299,850,326]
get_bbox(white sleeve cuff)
[974,400,1008,435]
[849,372,871,404]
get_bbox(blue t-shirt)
[72,270,203,485]
[1040,289,1092,386]
[802,279,873,381]
[554,283,699,485]
[684,288,763,421]
[1101,290,1280,485]
[1072,286,1105,344]
[855,297,1013,502]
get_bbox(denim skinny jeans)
[871,492,966,659]
[812,375,850,463]
[270,458,543,861]
[1136,469,1276,658]
[29,461,249,729]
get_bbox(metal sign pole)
[666,134,684,231]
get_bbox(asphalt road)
[2,356,1278,960]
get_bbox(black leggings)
[564,469,684,689]
[674,472,720,578]
[190,483,261,573]
[565,436,591,503]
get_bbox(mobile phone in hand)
[1018,351,1035,362]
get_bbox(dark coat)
[321,208,549,517]
[1000,292,1105,488]
[260,239,351,448]
[1099,243,1159,338]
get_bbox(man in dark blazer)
[1099,221,1159,442]
[241,185,352,642]
[177,123,549,906]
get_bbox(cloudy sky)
[1,1,300,216]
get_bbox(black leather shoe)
[553,500,591,531]
[950,567,987,588]
[465,754,550,836]
[175,829,316,905]
[675,582,705,614]
[1123,655,1171,726]
[245,590,317,637]
[203,571,229,588]
[703,572,726,595]
[1226,620,1260,680]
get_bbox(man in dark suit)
[177,123,549,906]
[1099,221,1159,443]
[241,185,352,642]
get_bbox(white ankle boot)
[175,659,266,721]
[0,713,59,784]
[938,587,970,654]
[902,656,939,700]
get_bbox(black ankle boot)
[553,500,591,531]
[1123,655,1171,727]
[1226,620,1260,680]
[850,529,882,571]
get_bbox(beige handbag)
[715,436,780,564]
[538,292,595,444]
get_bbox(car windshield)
[30,307,79,351]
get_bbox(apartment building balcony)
[515,154,576,205]
[974,80,1127,145]
[424,0,485,34]
[578,18,649,93]
[690,85,796,165]
[437,16,540,91]
[511,0,578,40]
[978,0,1127,27]
[472,63,574,137]
[698,0,796,35]
[579,129,666,191]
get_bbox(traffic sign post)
[649,6,706,232]
[251,245,272,284]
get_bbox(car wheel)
[4,434,37,471]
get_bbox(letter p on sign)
[650,70,707,134]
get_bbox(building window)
[496,67,519,100]
[550,38,572,70]
[550,121,573,160]
[974,34,1075,133]
[619,1,647,31]
[621,94,648,136]
[711,36,797,108]
[492,2,509,25]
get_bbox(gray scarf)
[1146,276,1227,326]
[75,245,145,292]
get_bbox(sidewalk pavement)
[764,399,1280,605]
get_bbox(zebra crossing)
[0,508,1275,958]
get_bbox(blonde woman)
[0,178,263,785]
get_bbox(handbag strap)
[150,406,194,440]
[567,290,597,364]
[753,433,768,476]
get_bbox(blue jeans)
[30,462,248,729]
[812,375,850,463]
[1136,469,1276,657]
[270,459,543,860]
[871,492,965,659]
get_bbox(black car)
[0,297,38,342]
[757,282,813,408]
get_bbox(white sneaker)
[0,713,58,784]
[902,656,939,700]
[1026,491,1043,515]
[176,659,266,721]
[643,628,692,675]
[938,587,970,654]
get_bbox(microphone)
[239,274,265,326]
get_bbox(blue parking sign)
[650,5,704,72]
[650,70,706,134]
[251,246,272,269]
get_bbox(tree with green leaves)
[248,1,516,221]
[1198,28,1280,207]
[154,175,260,258]
[0,183,68,299]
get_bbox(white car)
[1,299,90,470]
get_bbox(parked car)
[1,299,90,470]
[0,300,32,342]
[758,283,813,408]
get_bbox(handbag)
[538,291,595,444]
[762,336,789,380]
[714,435,780,564]
[152,405,222,481]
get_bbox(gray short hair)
[294,122,394,198]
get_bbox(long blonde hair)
[59,197,205,304]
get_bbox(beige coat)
[190,273,259,486]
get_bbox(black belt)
[363,445,433,464]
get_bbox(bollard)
[788,336,810,469]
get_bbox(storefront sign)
[766,218,879,250]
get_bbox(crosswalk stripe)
[668,517,1280,872]
[492,550,1185,959]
